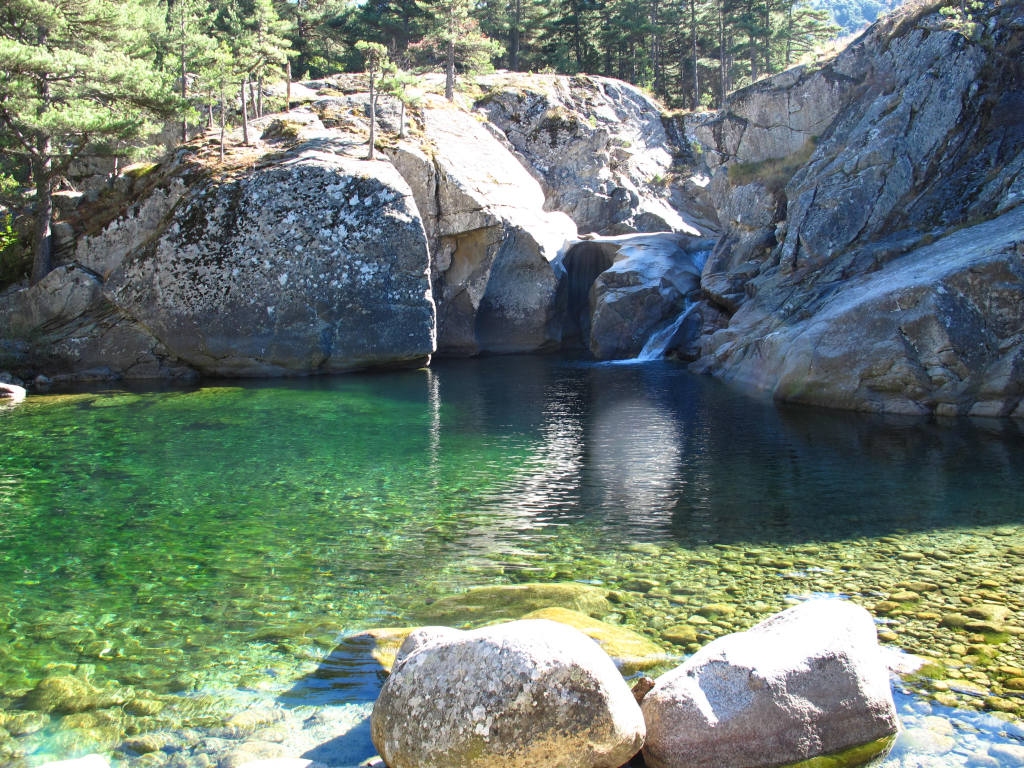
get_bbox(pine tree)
[167,0,220,141]
[0,0,178,284]
[413,0,502,101]
[380,64,420,138]
[249,0,293,118]
[279,0,352,79]
[355,40,387,159]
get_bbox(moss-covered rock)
[21,675,121,715]
[419,582,614,624]
[520,607,671,674]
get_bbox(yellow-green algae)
[782,735,898,768]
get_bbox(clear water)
[1,356,1023,767]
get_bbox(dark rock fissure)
[556,242,616,350]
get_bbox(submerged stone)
[660,625,699,645]
[38,756,111,768]
[22,676,106,715]
[519,607,671,674]
[326,628,416,674]
[419,582,613,624]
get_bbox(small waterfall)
[636,303,698,361]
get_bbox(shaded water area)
[1,356,1024,767]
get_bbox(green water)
[1,356,1023,767]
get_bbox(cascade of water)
[636,302,699,361]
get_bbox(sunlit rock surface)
[641,599,898,768]
[370,619,645,768]
[688,2,1024,415]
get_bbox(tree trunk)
[445,39,455,101]
[763,0,772,75]
[286,60,292,112]
[31,148,53,285]
[257,20,265,118]
[180,6,188,142]
[241,78,250,145]
[368,70,376,160]
[219,95,226,162]
[690,0,700,109]
[785,1,793,66]
[399,98,406,139]
[718,0,726,106]
[650,0,661,96]
[207,100,214,129]
[248,78,257,119]
[510,0,521,70]
[31,25,53,285]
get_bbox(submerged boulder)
[519,607,671,674]
[370,619,645,768]
[641,599,898,768]
[417,582,614,624]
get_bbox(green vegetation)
[0,210,29,288]
[0,0,178,284]
[356,40,388,158]
[727,136,817,191]
[938,0,986,38]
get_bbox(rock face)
[478,73,715,236]
[403,97,577,356]
[561,233,712,359]
[0,263,189,382]
[370,619,645,768]
[108,146,435,376]
[688,1,1024,415]
[641,599,898,768]
[699,207,1024,416]
[1,139,436,381]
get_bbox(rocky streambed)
[2,361,1024,768]
[3,518,1024,768]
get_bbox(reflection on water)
[0,356,1023,766]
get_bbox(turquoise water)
[1,356,1023,766]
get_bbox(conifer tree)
[355,40,388,159]
[249,0,293,117]
[168,0,220,141]
[413,0,502,100]
[0,0,177,284]
[380,64,419,138]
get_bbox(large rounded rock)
[105,146,435,377]
[370,619,645,768]
[641,599,898,768]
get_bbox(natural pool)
[1,356,1023,767]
